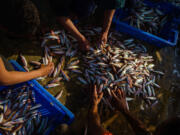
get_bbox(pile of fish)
[123,0,168,35]
[77,28,163,110]
[17,26,163,110]
[164,0,180,7]
[0,85,51,135]
[21,30,82,90]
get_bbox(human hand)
[111,89,129,113]
[92,85,103,106]
[39,62,54,76]
[100,32,108,46]
[79,37,91,52]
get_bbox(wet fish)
[17,53,28,67]
[29,61,41,66]
[61,70,70,81]
[71,69,82,74]
[77,27,163,110]
[30,27,163,111]
[55,90,63,100]
[78,77,88,85]
[0,85,48,134]
[122,0,168,35]
[45,83,60,88]
[49,77,63,84]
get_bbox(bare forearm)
[102,10,115,34]
[0,70,42,86]
[57,16,85,41]
[88,105,106,135]
[88,105,101,125]
[122,111,149,135]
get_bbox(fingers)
[47,63,54,71]
[117,89,126,98]
[122,90,126,98]
[48,62,54,67]
[117,89,122,98]
[94,85,97,92]
[99,92,103,101]
[111,90,119,101]
[50,62,54,67]
[93,85,97,98]
[47,57,50,63]
[50,63,55,71]
[101,41,105,46]
[41,64,45,67]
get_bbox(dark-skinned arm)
[0,58,54,86]
[88,104,106,135]
[100,9,115,45]
[88,85,108,135]
[111,90,150,135]
[121,110,149,135]
[57,16,90,51]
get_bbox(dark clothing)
[0,55,14,71]
[50,0,125,17]
[0,0,40,35]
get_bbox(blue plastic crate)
[0,60,74,134]
[113,0,180,47]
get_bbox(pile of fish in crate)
[123,0,168,35]
[18,26,164,110]
[0,85,50,135]
[164,0,180,7]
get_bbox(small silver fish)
[71,69,82,74]
[55,90,63,100]
[67,66,79,69]
[29,61,41,66]
[53,51,65,55]
[61,70,70,81]
[45,83,60,88]
[78,77,88,85]
[69,60,80,66]
[49,77,63,84]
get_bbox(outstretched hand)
[111,89,129,113]
[92,85,103,106]
[79,37,91,52]
[100,32,108,46]
[39,62,54,76]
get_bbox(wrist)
[121,108,130,115]
[77,34,86,43]
[101,31,108,36]
[36,69,44,77]
[90,103,98,113]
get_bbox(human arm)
[0,58,54,86]
[100,9,115,45]
[88,85,109,135]
[111,90,150,135]
[57,16,90,51]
